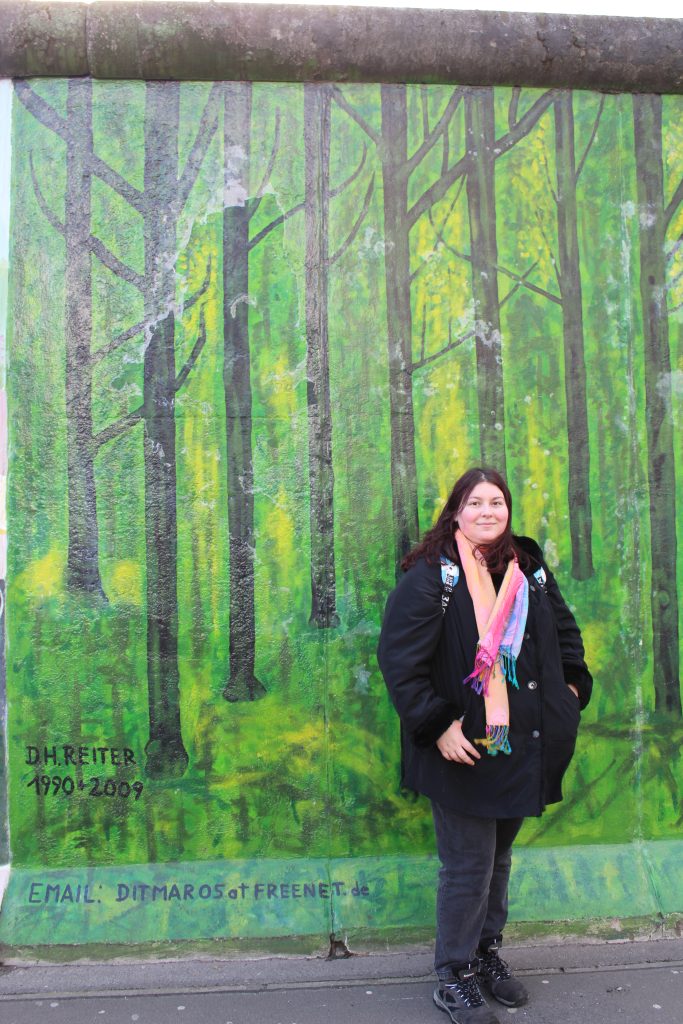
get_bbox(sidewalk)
[0,936,682,1023]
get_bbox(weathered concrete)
[0,936,682,985]
[0,3,682,91]
[0,938,682,1024]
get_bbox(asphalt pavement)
[0,936,681,1024]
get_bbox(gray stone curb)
[0,3,682,91]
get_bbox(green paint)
[1,842,680,947]
[2,80,682,949]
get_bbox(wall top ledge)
[1,2,682,92]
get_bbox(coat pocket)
[545,681,581,753]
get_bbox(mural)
[0,77,11,871]
[0,79,681,947]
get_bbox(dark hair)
[401,466,531,574]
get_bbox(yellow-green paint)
[0,80,681,950]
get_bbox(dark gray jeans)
[431,801,525,977]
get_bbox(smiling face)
[456,481,509,547]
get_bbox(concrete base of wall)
[1,917,682,965]
[1,841,680,958]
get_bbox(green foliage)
[6,81,683,875]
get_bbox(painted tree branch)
[418,301,427,366]
[330,86,380,145]
[434,175,466,232]
[408,150,469,228]
[441,124,451,178]
[498,260,542,308]
[420,86,431,141]
[14,80,67,138]
[178,258,213,314]
[535,210,563,293]
[411,321,475,373]
[410,177,465,283]
[16,81,144,212]
[92,260,211,366]
[427,205,561,304]
[409,255,433,288]
[330,174,375,266]
[666,231,683,262]
[541,145,559,205]
[508,88,521,130]
[665,174,683,230]
[407,88,463,175]
[666,262,683,296]
[500,260,560,304]
[494,90,557,160]
[252,107,282,205]
[90,153,145,213]
[575,95,606,182]
[29,151,65,235]
[248,198,305,250]
[249,112,368,271]
[409,89,556,227]
[93,403,144,449]
[91,317,147,366]
[328,144,368,199]
[175,309,208,392]
[89,234,145,292]
[176,83,222,213]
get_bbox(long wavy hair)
[401,467,531,574]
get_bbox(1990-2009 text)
[27,775,144,799]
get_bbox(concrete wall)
[0,5,681,956]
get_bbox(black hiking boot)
[477,940,528,1007]
[433,963,501,1024]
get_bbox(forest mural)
[0,78,681,946]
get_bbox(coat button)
[527,680,538,690]
[524,632,530,641]
[531,730,540,739]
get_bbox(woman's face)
[456,482,509,546]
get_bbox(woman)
[377,468,592,1024]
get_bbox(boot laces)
[446,971,484,1008]
[481,948,511,981]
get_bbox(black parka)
[377,536,592,819]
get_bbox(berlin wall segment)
[0,5,681,956]
[0,4,682,91]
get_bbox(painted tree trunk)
[64,78,104,596]
[380,85,419,571]
[465,88,506,473]
[304,84,339,627]
[222,82,266,701]
[632,93,681,717]
[554,92,594,581]
[142,82,189,775]
[624,280,646,679]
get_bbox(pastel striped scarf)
[456,530,529,756]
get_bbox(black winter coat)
[377,537,592,818]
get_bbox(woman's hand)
[567,683,579,699]
[436,720,481,766]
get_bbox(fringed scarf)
[456,529,529,756]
